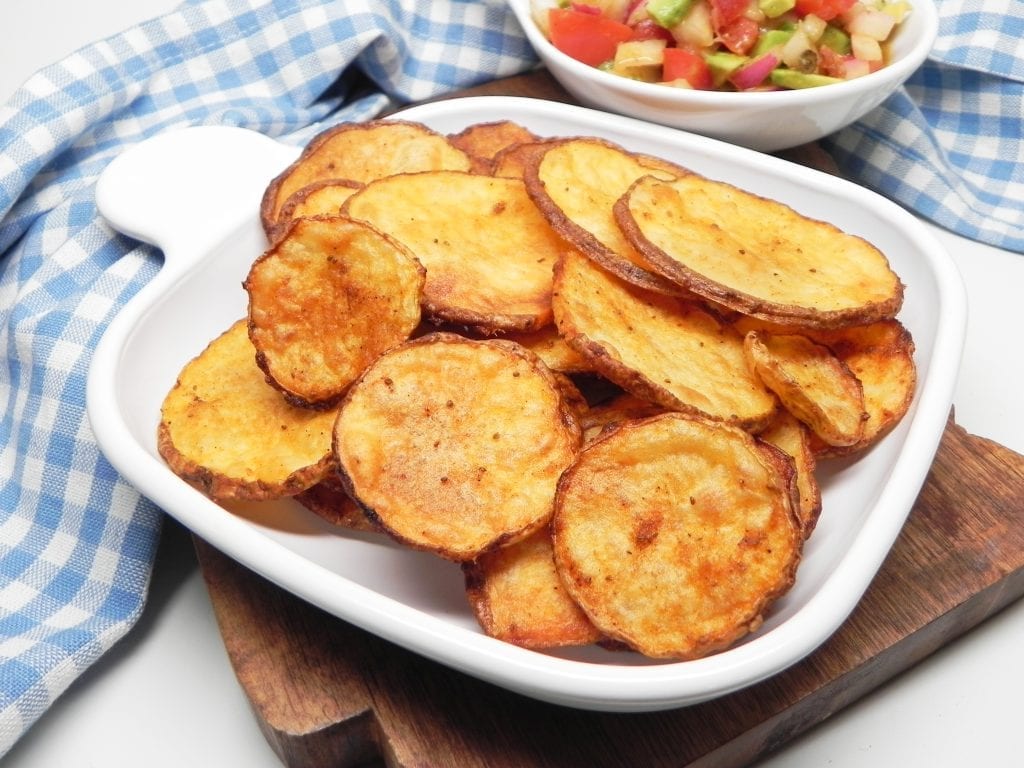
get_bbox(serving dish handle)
[96,125,298,282]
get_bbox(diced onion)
[730,52,779,90]
[842,57,872,79]
[782,30,816,71]
[670,1,715,49]
[613,38,668,80]
[800,14,827,42]
[590,0,634,21]
[847,9,896,40]
[851,33,883,61]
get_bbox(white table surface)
[4,2,1023,766]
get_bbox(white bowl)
[506,0,938,151]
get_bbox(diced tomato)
[793,0,855,21]
[548,8,635,67]
[718,16,759,55]
[630,19,675,42]
[817,45,846,77]
[710,0,750,30]
[662,47,712,89]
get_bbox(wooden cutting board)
[193,72,1024,767]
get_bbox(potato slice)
[523,137,689,295]
[293,474,379,532]
[158,319,338,501]
[744,330,867,447]
[758,409,822,538]
[553,249,777,431]
[463,526,603,649]
[616,174,905,328]
[810,319,917,457]
[492,139,555,181]
[553,412,802,660]
[333,333,582,562]
[448,120,539,173]
[344,170,560,332]
[260,119,472,235]
[579,392,668,443]
[499,325,593,374]
[273,178,362,237]
[245,215,424,408]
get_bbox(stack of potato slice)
[157,118,915,661]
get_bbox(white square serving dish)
[87,96,966,712]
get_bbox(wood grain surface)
[193,71,1024,767]
[194,415,1024,767]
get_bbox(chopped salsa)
[531,0,911,91]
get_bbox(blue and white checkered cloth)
[0,0,534,754]
[0,0,1020,755]
[827,0,1024,251]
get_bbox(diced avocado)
[758,0,796,18]
[647,0,695,29]
[752,29,794,57]
[770,69,843,89]
[818,24,851,55]
[703,51,748,87]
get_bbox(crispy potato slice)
[273,178,362,237]
[448,120,539,173]
[523,137,689,295]
[293,474,379,532]
[260,119,472,235]
[553,249,778,431]
[810,319,917,457]
[463,526,603,649]
[158,319,338,501]
[333,333,582,562]
[500,325,593,374]
[580,392,668,443]
[616,174,905,328]
[744,330,867,447]
[551,371,591,424]
[758,409,822,538]
[344,170,560,332]
[553,412,802,660]
[492,139,555,181]
[245,215,424,408]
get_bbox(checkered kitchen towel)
[0,0,534,754]
[827,0,1024,252]
[1,0,1021,757]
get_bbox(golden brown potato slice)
[552,412,802,660]
[463,526,603,649]
[491,139,556,181]
[293,474,379,532]
[499,325,593,374]
[522,137,689,295]
[553,249,778,432]
[273,178,362,237]
[245,215,424,408]
[333,333,582,562]
[447,120,539,173]
[158,319,338,501]
[579,392,668,443]
[260,119,473,235]
[744,330,867,447]
[758,409,822,538]
[344,170,561,332]
[616,174,905,329]
[810,319,917,457]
